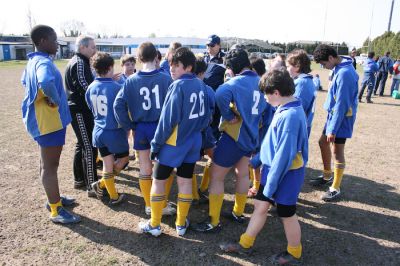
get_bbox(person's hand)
[44,97,56,107]
[112,72,122,81]
[228,117,239,124]
[327,133,336,143]
[150,152,158,161]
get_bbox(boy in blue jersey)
[159,42,182,76]
[193,56,216,203]
[220,68,308,265]
[114,42,175,215]
[358,51,378,103]
[287,49,317,137]
[310,45,359,201]
[192,48,266,233]
[86,52,128,205]
[313,74,322,90]
[117,54,136,85]
[138,47,212,237]
[21,25,80,224]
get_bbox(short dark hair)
[156,50,162,61]
[120,54,136,66]
[385,51,391,56]
[195,56,207,75]
[224,48,250,75]
[313,44,338,63]
[137,42,157,63]
[30,25,55,47]
[368,51,375,59]
[287,49,311,74]
[170,47,196,73]
[259,68,295,96]
[91,52,114,76]
[249,56,266,76]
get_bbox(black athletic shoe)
[222,211,246,224]
[309,175,333,186]
[192,218,222,233]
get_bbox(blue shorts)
[134,122,158,150]
[34,128,66,147]
[213,133,251,168]
[157,132,202,168]
[260,166,305,205]
[202,126,216,150]
[93,127,129,155]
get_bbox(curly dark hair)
[313,44,338,63]
[259,68,295,96]
[195,55,207,75]
[249,56,266,76]
[91,52,114,76]
[30,25,55,46]
[224,48,250,75]
[287,49,311,74]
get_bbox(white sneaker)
[145,202,176,216]
[321,187,341,201]
[138,220,162,237]
[176,219,190,236]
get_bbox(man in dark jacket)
[374,51,394,96]
[65,35,98,195]
[203,34,226,140]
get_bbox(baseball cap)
[207,34,220,46]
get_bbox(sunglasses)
[207,43,216,48]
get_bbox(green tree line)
[358,31,400,59]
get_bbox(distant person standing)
[358,52,378,103]
[390,58,400,96]
[374,51,394,96]
[64,35,98,196]
[159,42,182,76]
[350,49,357,70]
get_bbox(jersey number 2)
[189,91,205,119]
[252,91,260,115]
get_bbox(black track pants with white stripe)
[70,108,98,189]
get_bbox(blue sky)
[1,0,399,48]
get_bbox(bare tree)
[60,20,86,37]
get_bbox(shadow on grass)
[67,214,244,266]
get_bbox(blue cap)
[207,34,220,46]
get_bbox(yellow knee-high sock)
[103,173,118,200]
[176,193,192,226]
[332,162,345,190]
[192,174,200,200]
[252,178,260,190]
[209,193,224,226]
[164,174,174,208]
[135,150,140,162]
[287,244,302,259]
[99,178,106,189]
[199,163,211,192]
[139,175,152,207]
[49,200,63,217]
[249,166,255,182]
[150,193,165,227]
[239,233,256,249]
[233,193,247,216]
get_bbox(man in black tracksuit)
[64,35,98,195]
[203,34,226,140]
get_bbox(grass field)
[0,60,399,265]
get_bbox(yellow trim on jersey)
[166,125,178,146]
[128,110,133,121]
[289,152,304,170]
[34,89,62,135]
[345,107,352,116]
[218,102,242,141]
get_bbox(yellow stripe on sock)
[150,193,165,227]
[239,233,255,249]
[176,193,192,226]
[192,174,200,200]
[139,175,152,208]
[332,162,345,190]
[287,244,302,259]
[49,200,62,217]
[233,193,247,216]
[209,193,224,226]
